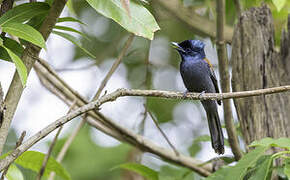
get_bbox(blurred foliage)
[51,125,132,180]
[158,165,198,180]
[205,137,290,180]
[1,0,290,179]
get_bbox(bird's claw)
[182,90,188,99]
[198,91,206,99]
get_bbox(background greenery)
[0,0,289,179]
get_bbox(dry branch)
[216,0,242,160]
[0,0,67,154]
[0,85,289,175]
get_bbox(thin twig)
[47,34,134,180]
[33,54,211,175]
[34,60,126,143]
[0,83,4,127]
[148,110,179,156]
[36,101,77,180]
[54,62,96,72]
[138,40,151,135]
[0,0,67,155]
[233,0,242,16]
[93,34,134,100]
[48,115,86,180]
[0,131,26,180]
[0,86,289,174]
[216,0,243,160]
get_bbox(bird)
[172,39,224,154]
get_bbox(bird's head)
[171,39,206,59]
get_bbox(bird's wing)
[204,58,221,105]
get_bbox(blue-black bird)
[172,39,224,154]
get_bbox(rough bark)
[0,83,3,126]
[231,5,290,146]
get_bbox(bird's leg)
[183,90,189,99]
[198,91,206,100]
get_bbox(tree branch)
[233,0,242,16]
[36,101,76,180]
[0,131,25,180]
[0,85,289,173]
[0,83,4,127]
[93,34,134,100]
[48,115,86,180]
[0,0,67,154]
[216,0,243,160]
[48,34,134,180]
[148,110,179,156]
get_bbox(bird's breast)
[180,60,212,92]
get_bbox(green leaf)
[284,159,290,179]
[52,30,96,58]
[66,0,76,15]
[15,151,71,180]
[248,155,273,180]
[227,146,269,179]
[0,37,3,46]
[54,25,89,40]
[250,137,290,149]
[206,146,269,180]
[0,37,24,61]
[2,23,46,49]
[26,12,48,30]
[85,0,160,40]
[0,2,50,26]
[2,46,27,86]
[114,163,158,180]
[250,138,274,147]
[205,166,233,180]
[57,17,85,25]
[6,164,24,180]
[272,0,286,12]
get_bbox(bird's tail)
[202,101,224,154]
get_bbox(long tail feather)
[202,101,224,154]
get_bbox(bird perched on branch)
[172,39,224,154]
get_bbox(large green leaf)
[54,25,89,40]
[52,30,96,58]
[0,37,24,61]
[85,0,160,40]
[15,151,71,180]
[6,164,24,180]
[0,2,50,26]
[227,146,269,179]
[2,23,46,49]
[57,17,85,25]
[284,159,290,179]
[250,137,290,149]
[114,163,159,180]
[248,155,273,180]
[2,46,27,86]
[206,146,269,180]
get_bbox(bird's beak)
[171,42,185,52]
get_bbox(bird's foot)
[198,91,206,99]
[182,90,189,99]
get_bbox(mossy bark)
[231,5,290,146]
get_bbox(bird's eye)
[186,48,191,52]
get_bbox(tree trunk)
[231,5,290,146]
